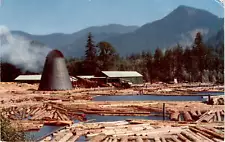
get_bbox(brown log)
[56,111,64,120]
[31,110,47,120]
[160,137,166,142]
[51,104,67,112]
[177,133,191,142]
[183,111,192,121]
[29,108,40,116]
[193,126,224,140]
[171,136,180,142]
[186,130,203,141]
[216,111,221,122]
[202,114,215,122]
[120,136,128,142]
[196,110,201,116]
[136,136,143,142]
[180,131,200,142]
[112,138,118,142]
[91,134,107,142]
[190,110,198,120]
[170,112,179,121]
[102,137,110,142]
[52,111,58,119]
[220,110,224,116]
[195,132,214,142]
[189,126,213,139]
[154,137,160,142]
[57,132,73,142]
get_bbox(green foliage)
[0,115,28,141]
[96,41,118,71]
[65,32,223,83]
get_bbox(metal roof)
[77,75,95,79]
[15,74,77,82]
[101,71,143,78]
[15,75,42,81]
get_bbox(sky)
[0,0,224,35]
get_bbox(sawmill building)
[97,71,143,84]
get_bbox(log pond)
[93,92,224,101]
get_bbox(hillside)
[11,24,139,51]
[105,5,223,56]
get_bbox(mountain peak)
[163,5,219,21]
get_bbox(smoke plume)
[0,25,51,73]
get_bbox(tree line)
[1,32,224,83]
[67,32,224,84]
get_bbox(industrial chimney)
[38,49,72,91]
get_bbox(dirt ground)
[0,82,223,112]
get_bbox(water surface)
[85,114,169,122]
[94,95,203,101]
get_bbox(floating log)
[180,131,199,142]
[160,137,166,142]
[170,112,179,121]
[183,111,192,121]
[51,130,68,142]
[195,132,214,142]
[171,136,180,142]
[186,130,203,141]
[177,133,190,142]
[67,135,81,142]
[57,132,73,142]
[108,137,113,142]
[189,126,213,139]
[193,126,224,140]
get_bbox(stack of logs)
[38,120,224,142]
[170,109,224,122]
[1,103,86,124]
[196,110,225,123]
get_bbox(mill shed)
[14,75,41,84]
[100,71,143,84]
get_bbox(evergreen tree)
[192,32,208,81]
[83,32,98,75]
[153,48,164,81]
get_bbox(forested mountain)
[10,5,223,57]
